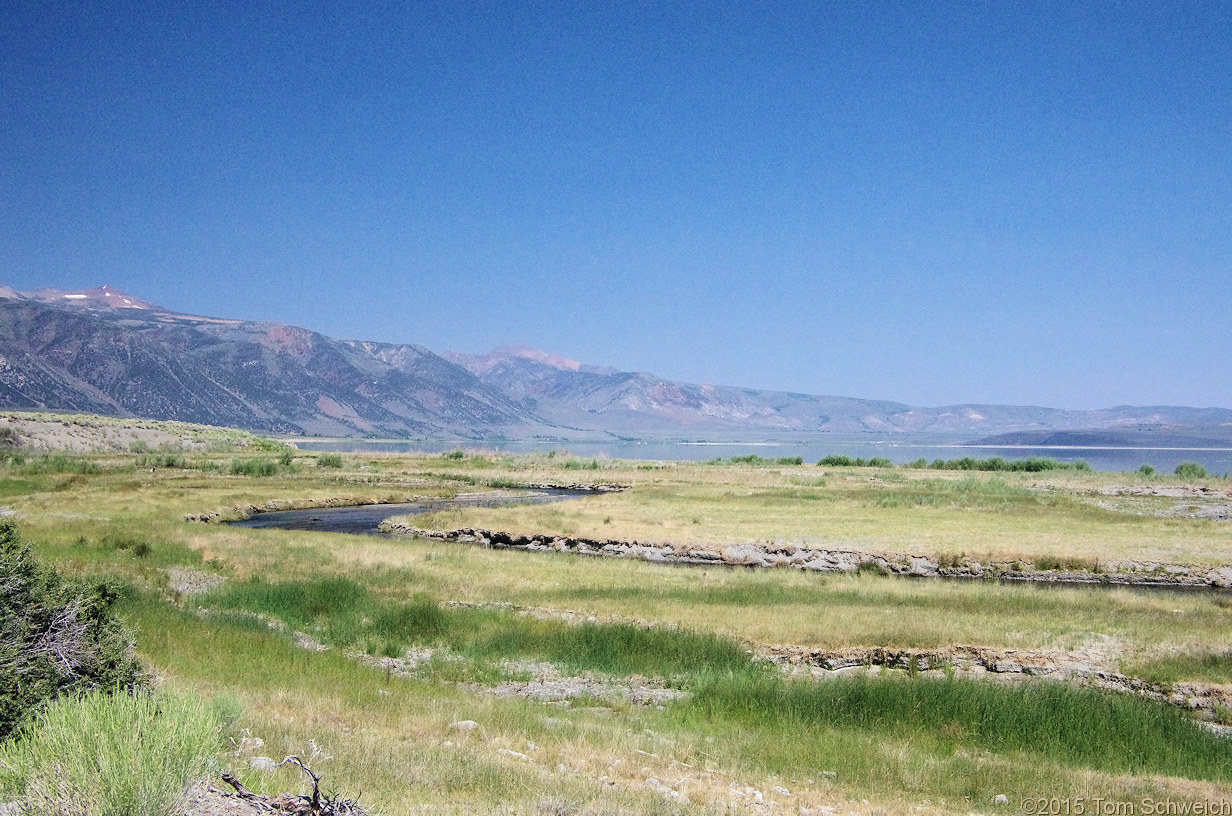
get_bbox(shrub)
[1175,461,1208,479]
[138,454,187,470]
[817,455,892,468]
[856,560,890,577]
[0,521,144,741]
[0,689,224,816]
[317,453,344,469]
[920,456,1080,473]
[19,454,102,475]
[775,456,804,466]
[229,457,278,477]
[1138,464,1156,477]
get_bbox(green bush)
[0,689,224,816]
[923,456,1080,473]
[138,454,188,470]
[1138,464,1156,477]
[317,453,344,469]
[817,455,893,468]
[1175,461,1208,479]
[228,457,278,477]
[250,437,291,452]
[0,521,145,741]
[18,454,102,475]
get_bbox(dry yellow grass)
[396,460,1232,566]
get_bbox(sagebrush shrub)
[0,520,144,740]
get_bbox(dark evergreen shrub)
[0,520,144,741]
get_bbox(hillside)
[2,285,1230,439]
[0,287,551,438]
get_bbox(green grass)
[180,573,1232,803]
[197,576,748,678]
[685,672,1232,782]
[866,475,1056,509]
[0,689,228,816]
[6,441,1232,813]
[1125,650,1232,686]
[188,571,1232,787]
[461,617,749,678]
[16,453,104,475]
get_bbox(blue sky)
[2,1,1229,410]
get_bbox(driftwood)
[216,757,366,815]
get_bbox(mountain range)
[1,284,1229,440]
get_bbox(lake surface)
[288,435,1232,475]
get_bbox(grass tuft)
[0,689,226,816]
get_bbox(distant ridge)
[970,427,1232,449]
[1,284,1229,439]
[445,345,1232,438]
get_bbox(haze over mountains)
[1,285,1229,441]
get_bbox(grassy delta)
[1,422,1231,814]
[398,453,1232,567]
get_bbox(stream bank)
[380,521,1232,591]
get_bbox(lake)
[287,434,1232,475]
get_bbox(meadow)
[1,422,1231,814]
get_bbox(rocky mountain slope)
[2,285,1229,439]
[0,287,550,438]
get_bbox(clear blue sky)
[2,1,1229,410]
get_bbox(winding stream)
[227,488,583,536]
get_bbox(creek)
[227,488,582,536]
